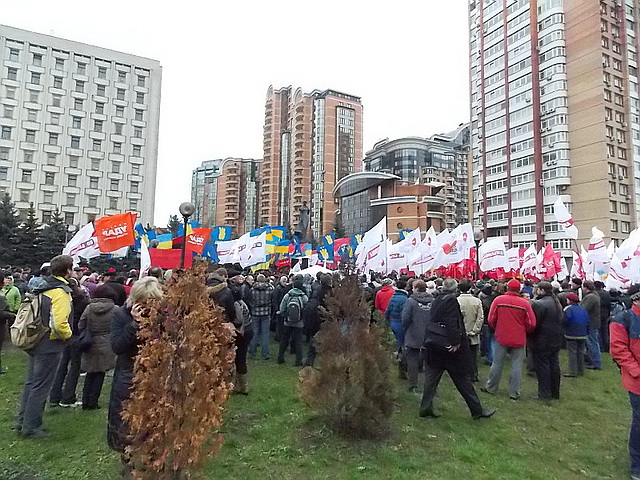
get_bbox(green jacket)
[1,284,21,313]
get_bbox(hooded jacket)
[207,273,237,326]
[251,281,273,317]
[385,290,409,325]
[375,285,395,314]
[580,291,601,329]
[611,307,640,395]
[487,291,536,348]
[401,291,434,349]
[529,293,564,351]
[279,288,308,328]
[33,276,73,347]
[78,298,117,372]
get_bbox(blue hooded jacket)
[385,290,408,324]
[562,303,590,339]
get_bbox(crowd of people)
[3,257,640,479]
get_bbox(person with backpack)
[15,255,74,438]
[401,279,433,393]
[277,275,308,366]
[610,284,640,480]
[248,274,273,361]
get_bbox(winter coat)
[595,288,612,326]
[610,307,640,395]
[78,298,117,373]
[207,276,237,326]
[488,291,537,348]
[401,291,434,349]
[385,290,409,325]
[272,284,290,315]
[481,293,498,326]
[424,292,473,374]
[108,306,140,453]
[1,284,21,313]
[375,285,395,314]
[529,293,564,351]
[457,293,484,346]
[251,281,273,317]
[304,285,332,337]
[105,280,127,307]
[279,288,308,328]
[580,291,601,329]
[562,304,590,339]
[71,288,90,334]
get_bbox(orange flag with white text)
[186,228,212,255]
[94,212,136,253]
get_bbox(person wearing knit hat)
[249,272,274,361]
[481,277,537,400]
[562,293,589,377]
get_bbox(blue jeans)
[481,326,494,363]
[249,316,271,359]
[390,321,404,351]
[630,392,640,475]
[587,328,602,369]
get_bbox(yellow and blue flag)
[317,244,335,262]
[322,232,336,246]
[176,221,199,238]
[212,226,233,241]
[157,233,173,249]
[134,223,147,249]
[398,229,413,241]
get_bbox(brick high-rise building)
[469,0,640,251]
[261,86,363,238]
[191,157,261,236]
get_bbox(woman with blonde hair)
[107,276,163,459]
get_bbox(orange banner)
[95,212,136,253]
[186,228,212,255]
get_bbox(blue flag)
[212,226,233,241]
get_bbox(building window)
[68,174,77,187]
[132,145,141,157]
[110,179,119,191]
[77,62,86,75]
[69,155,79,168]
[133,127,142,138]
[134,109,143,121]
[94,120,103,132]
[50,113,60,125]
[89,177,99,189]
[115,105,124,117]
[27,109,37,122]
[44,172,55,185]
[29,91,39,103]
[91,159,100,170]
[620,183,629,196]
[0,147,9,160]
[610,181,617,194]
[118,71,127,82]
[114,123,123,135]
[113,142,122,154]
[131,181,139,193]
[92,139,102,151]
[7,67,17,81]
[611,219,619,232]
[3,105,13,119]
[610,200,617,213]
[48,133,58,145]
[22,170,32,182]
[1,126,12,140]
[96,84,106,96]
[25,130,35,143]
[74,98,83,110]
[97,66,107,79]
[109,197,118,210]
[116,88,125,101]
[64,212,75,225]
[96,102,105,114]
[0,167,7,181]
[47,153,57,165]
[42,211,52,224]
[130,199,138,210]
[111,161,120,173]
[23,151,33,163]
[30,72,41,85]
[66,193,76,206]
[71,116,82,129]
[20,190,30,202]
[88,195,97,208]
[9,48,19,62]
[75,80,85,93]
[137,75,146,87]
[52,94,62,107]
[32,53,42,66]
[43,191,53,203]
[55,57,64,70]
[136,92,145,104]
[70,136,80,148]
[621,203,630,215]
[131,164,140,176]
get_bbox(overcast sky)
[4,0,470,227]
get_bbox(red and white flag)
[506,247,521,274]
[478,237,510,272]
[63,222,101,261]
[553,197,578,240]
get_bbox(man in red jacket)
[610,285,640,480]
[375,278,395,314]
[481,279,536,400]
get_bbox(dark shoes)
[563,373,578,377]
[22,429,50,439]
[586,366,602,370]
[419,409,442,418]
[473,409,496,419]
[480,387,494,395]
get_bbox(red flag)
[185,228,212,255]
[149,249,193,269]
[542,243,557,279]
[94,212,136,253]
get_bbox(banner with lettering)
[94,212,136,253]
[186,228,212,255]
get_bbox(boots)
[234,373,249,395]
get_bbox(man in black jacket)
[419,278,495,420]
[530,281,564,400]
[594,281,612,352]
[207,268,237,326]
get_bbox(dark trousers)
[600,317,610,353]
[304,336,317,367]
[18,351,63,434]
[469,343,479,381]
[82,372,106,408]
[419,364,483,417]
[235,329,253,375]
[49,341,81,404]
[405,347,423,389]
[630,392,640,476]
[532,348,561,399]
[278,326,303,366]
[566,338,586,376]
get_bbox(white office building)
[0,24,161,227]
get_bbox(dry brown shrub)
[122,264,235,479]
[299,274,394,439]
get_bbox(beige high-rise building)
[469,0,639,251]
[261,86,363,238]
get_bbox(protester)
[16,255,74,438]
[530,281,563,400]
[457,278,484,382]
[2,271,22,315]
[385,278,410,378]
[27,264,50,292]
[483,279,536,400]
[375,278,395,314]
[610,284,640,480]
[401,279,433,392]
[562,293,590,377]
[108,277,163,460]
[581,281,602,370]
[272,275,290,341]
[277,275,308,366]
[249,274,273,361]
[0,271,18,374]
[103,270,127,307]
[419,278,494,419]
[78,284,118,409]
[594,281,612,353]
[303,273,333,367]
[231,286,253,394]
[12,270,28,299]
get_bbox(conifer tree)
[0,194,19,264]
[36,209,67,264]
[333,213,347,238]
[14,203,41,269]
[167,214,181,237]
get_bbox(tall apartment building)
[261,86,363,238]
[363,124,470,231]
[191,157,261,235]
[470,0,639,251]
[0,25,161,227]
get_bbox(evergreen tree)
[0,194,19,264]
[14,203,41,269]
[333,213,347,238]
[167,214,181,237]
[36,209,67,265]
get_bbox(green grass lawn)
[0,341,632,479]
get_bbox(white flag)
[139,237,151,279]
[387,241,408,273]
[553,197,579,240]
[433,223,474,268]
[521,245,538,276]
[356,217,387,273]
[63,223,101,261]
[409,227,437,274]
[478,237,510,272]
[559,256,569,278]
[244,232,267,267]
[507,247,521,273]
[586,227,610,281]
[216,239,238,264]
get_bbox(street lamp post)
[473,228,484,281]
[179,202,195,269]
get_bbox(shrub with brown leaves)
[299,274,394,439]
[121,264,235,479]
